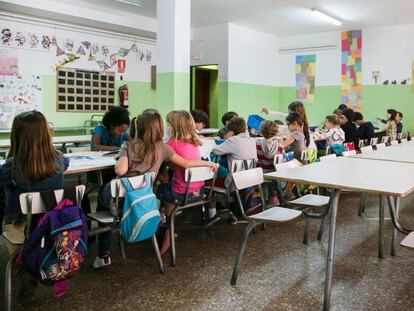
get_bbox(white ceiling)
[3,0,414,37]
[80,0,414,36]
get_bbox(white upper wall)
[157,0,191,73]
[191,23,279,85]
[279,23,414,87]
[191,24,229,80]
[228,23,279,86]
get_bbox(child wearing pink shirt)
[157,110,219,254]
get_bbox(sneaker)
[204,214,221,228]
[93,254,111,269]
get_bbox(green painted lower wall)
[156,72,190,117]
[278,85,414,134]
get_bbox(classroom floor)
[1,190,414,311]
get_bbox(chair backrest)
[110,173,155,198]
[230,159,256,174]
[232,167,264,191]
[360,145,373,153]
[274,154,284,165]
[358,140,365,149]
[400,138,408,144]
[341,150,357,157]
[275,159,302,171]
[376,143,386,150]
[390,140,399,146]
[397,133,403,140]
[325,146,331,155]
[370,137,378,145]
[185,166,216,182]
[67,146,91,153]
[19,185,86,215]
[319,154,337,161]
[381,136,390,144]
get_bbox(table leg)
[323,189,341,311]
[387,196,410,234]
[378,195,384,259]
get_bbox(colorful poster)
[341,30,362,111]
[295,54,316,105]
[0,75,43,129]
[0,55,18,75]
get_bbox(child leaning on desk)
[315,114,345,147]
[93,110,218,269]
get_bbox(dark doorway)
[190,65,219,127]
[195,69,210,115]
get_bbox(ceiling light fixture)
[116,0,144,7]
[311,8,342,26]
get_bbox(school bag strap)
[39,187,78,211]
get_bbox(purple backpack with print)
[20,189,88,292]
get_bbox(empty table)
[265,157,414,311]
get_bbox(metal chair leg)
[358,192,368,216]
[391,197,399,256]
[151,235,164,274]
[230,221,256,285]
[317,217,325,241]
[303,217,309,244]
[5,249,19,311]
[119,232,127,259]
[378,195,384,259]
[170,208,179,267]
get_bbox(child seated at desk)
[91,107,130,151]
[218,111,239,140]
[256,121,283,172]
[315,114,345,147]
[0,111,69,300]
[94,111,218,268]
[353,112,375,142]
[281,112,309,160]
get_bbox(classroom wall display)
[0,75,43,128]
[1,27,153,74]
[0,55,18,75]
[341,30,362,111]
[295,54,316,105]
[56,67,115,112]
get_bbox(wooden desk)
[351,145,414,164]
[264,157,414,311]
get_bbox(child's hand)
[261,107,269,115]
[209,163,220,172]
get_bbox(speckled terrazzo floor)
[1,191,414,311]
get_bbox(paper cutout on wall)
[0,75,43,129]
[56,45,66,56]
[76,45,86,55]
[51,54,80,71]
[295,54,316,105]
[15,32,26,47]
[42,35,52,49]
[1,28,12,46]
[341,30,362,111]
[0,56,19,75]
[29,33,39,48]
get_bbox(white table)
[65,151,116,175]
[199,128,219,135]
[351,145,414,164]
[264,157,414,311]
[0,135,92,150]
[0,152,116,176]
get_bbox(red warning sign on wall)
[118,59,126,74]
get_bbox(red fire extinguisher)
[119,85,129,108]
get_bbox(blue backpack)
[119,174,160,243]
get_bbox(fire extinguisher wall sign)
[119,85,129,108]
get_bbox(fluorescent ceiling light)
[311,8,342,26]
[116,0,144,7]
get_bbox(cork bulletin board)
[56,67,115,112]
